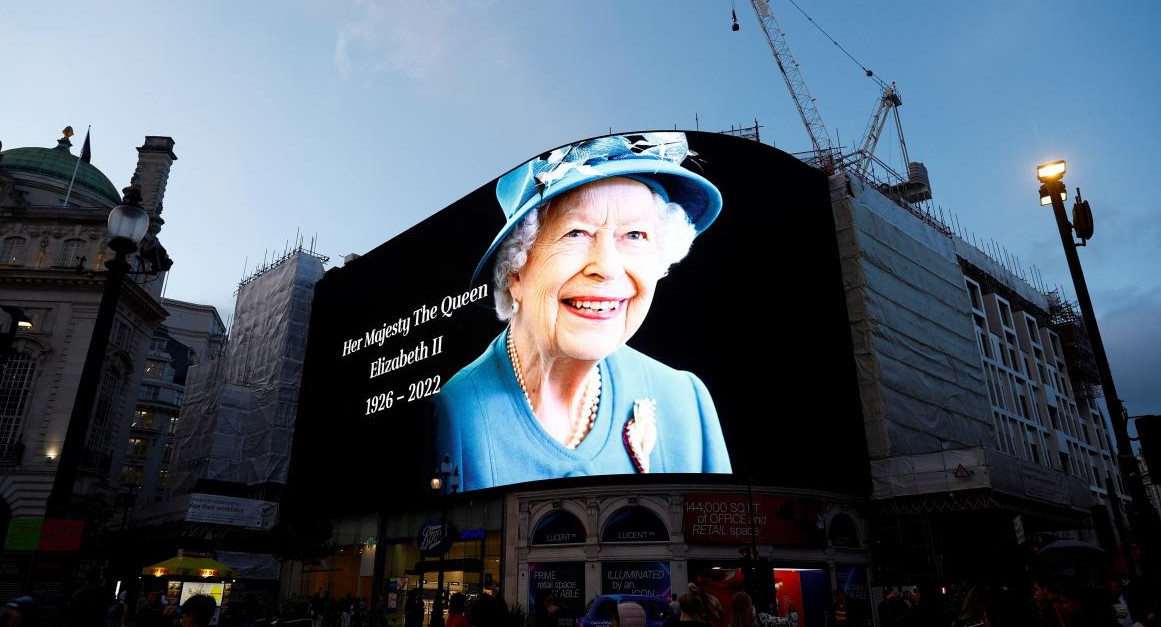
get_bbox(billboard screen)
[288,131,864,513]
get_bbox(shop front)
[507,484,872,627]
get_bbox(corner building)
[0,130,177,524]
[285,133,1128,627]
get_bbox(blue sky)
[3,1,1159,415]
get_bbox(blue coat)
[434,329,731,491]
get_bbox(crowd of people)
[875,576,1159,627]
[0,591,219,627]
[4,564,1158,627]
[307,591,371,627]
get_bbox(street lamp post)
[1036,161,1159,584]
[45,187,151,519]
[429,454,459,627]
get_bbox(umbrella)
[142,555,235,578]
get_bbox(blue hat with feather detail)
[474,132,722,285]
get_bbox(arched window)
[600,506,669,543]
[0,237,25,266]
[531,510,587,546]
[0,352,36,461]
[56,238,86,267]
[828,513,860,548]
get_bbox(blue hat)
[474,132,722,285]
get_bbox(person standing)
[731,593,759,627]
[445,593,469,627]
[663,592,715,627]
[308,592,322,627]
[180,594,217,627]
[529,593,559,627]
[1,596,38,627]
[403,589,424,627]
[67,571,109,626]
[613,602,646,627]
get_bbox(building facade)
[831,171,1128,585]
[117,298,226,511]
[278,133,1137,626]
[0,129,177,528]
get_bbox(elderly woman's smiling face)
[509,177,666,362]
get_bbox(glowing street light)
[1034,160,1159,583]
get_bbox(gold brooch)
[623,399,658,473]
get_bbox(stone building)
[0,129,177,528]
[116,298,226,512]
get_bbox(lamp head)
[107,186,150,251]
[1,306,32,331]
[430,476,442,491]
[1039,190,1068,206]
[1036,160,1067,183]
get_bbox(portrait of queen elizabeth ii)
[434,132,732,491]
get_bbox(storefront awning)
[142,555,236,578]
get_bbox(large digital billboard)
[288,131,865,514]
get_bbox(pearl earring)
[511,301,519,315]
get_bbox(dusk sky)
[4,1,1159,415]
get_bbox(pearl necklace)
[507,329,601,450]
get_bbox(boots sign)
[418,521,456,557]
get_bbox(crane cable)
[783,0,889,90]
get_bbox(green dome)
[0,140,121,206]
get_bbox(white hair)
[492,190,696,321]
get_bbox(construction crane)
[743,0,932,202]
[854,82,932,202]
[854,82,904,176]
[748,0,836,173]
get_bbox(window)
[162,442,173,462]
[144,359,174,381]
[56,239,85,267]
[132,410,156,429]
[126,437,149,458]
[0,352,36,450]
[167,416,179,435]
[119,465,144,487]
[966,279,984,311]
[150,338,169,353]
[157,469,169,490]
[86,371,120,460]
[0,237,25,266]
[138,385,160,401]
[1027,429,1042,465]
[1059,451,1071,475]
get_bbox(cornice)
[0,269,168,322]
